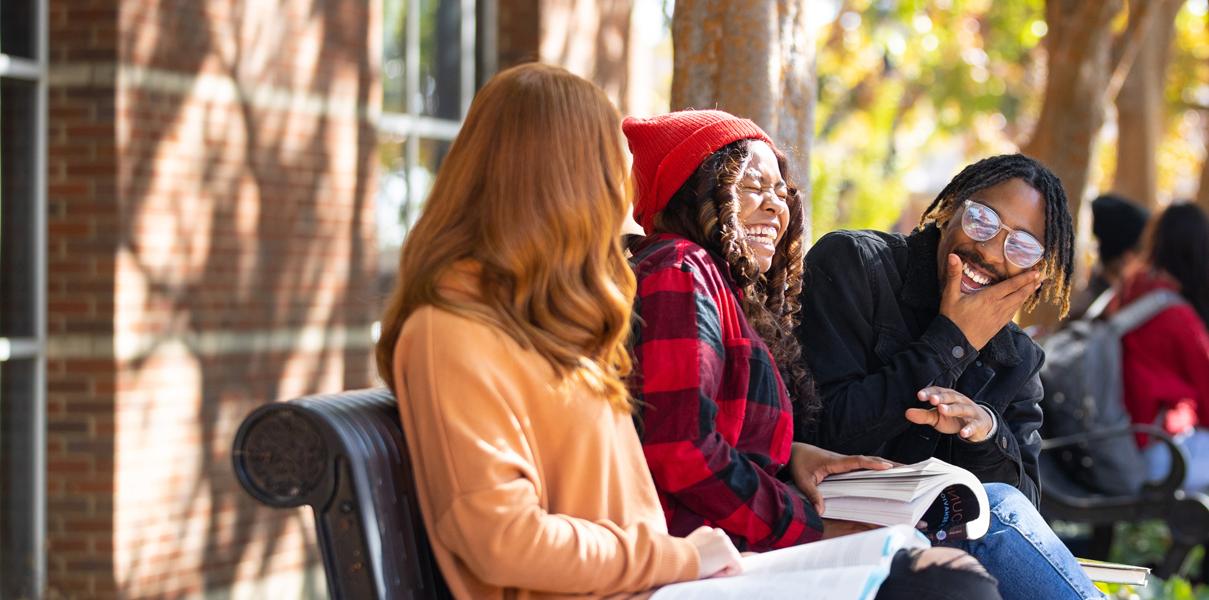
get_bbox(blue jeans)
[944,483,1103,600]
[1144,428,1209,492]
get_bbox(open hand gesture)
[905,386,994,442]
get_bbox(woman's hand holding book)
[787,442,896,514]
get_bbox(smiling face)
[937,177,1047,294]
[736,141,790,274]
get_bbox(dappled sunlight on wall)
[45,0,378,597]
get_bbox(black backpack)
[1039,288,1186,495]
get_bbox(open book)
[817,457,990,543]
[1076,558,1149,586]
[652,524,929,600]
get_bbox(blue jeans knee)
[951,483,1103,600]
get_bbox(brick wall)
[45,0,379,597]
[46,0,121,596]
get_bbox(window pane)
[1,78,37,338]
[1,358,39,598]
[382,0,408,114]
[417,139,451,221]
[0,1,37,59]
[375,136,409,296]
[419,0,462,119]
[374,138,450,295]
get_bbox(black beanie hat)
[1091,194,1150,263]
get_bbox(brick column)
[45,0,379,597]
[46,0,120,596]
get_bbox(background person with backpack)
[1037,195,1158,496]
[1109,202,1209,492]
[1067,194,1150,321]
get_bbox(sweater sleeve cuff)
[654,536,701,584]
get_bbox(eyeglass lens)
[961,201,1043,268]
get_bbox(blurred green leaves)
[811,0,1209,238]
[812,0,1045,238]
[1089,520,1209,599]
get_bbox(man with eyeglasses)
[794,154,1076,506]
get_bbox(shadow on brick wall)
[107,1,378,596]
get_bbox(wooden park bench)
[1038,424,1209,581]
[232,388,452,600]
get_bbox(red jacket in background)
[1109,270,1209,445]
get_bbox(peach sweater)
[391,291,700,598]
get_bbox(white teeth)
[963,264,990,285]
[746,225,778,240]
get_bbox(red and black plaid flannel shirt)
[628,234,823,551]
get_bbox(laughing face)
[736,141,790,274]
[937,177,1046,294]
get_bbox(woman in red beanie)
[622,110,1003,599]
[624,110,860,549]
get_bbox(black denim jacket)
[796,225,1043,506]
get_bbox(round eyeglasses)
[961,200,1045,269]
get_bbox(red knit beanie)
[622,109,774,234]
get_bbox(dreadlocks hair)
[918,153,1075,318]
[652,139,819,422]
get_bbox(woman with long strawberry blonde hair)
[374,63,741,598]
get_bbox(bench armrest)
[1040,424,1185,496]
[232,389,451,600]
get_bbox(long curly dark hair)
[652,139,819,421]
[1150,202,1209,327]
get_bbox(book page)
[650,565,904,600]
[651,525,929,600]
[741,524,928,573]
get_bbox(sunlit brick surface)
[45,1,379,597]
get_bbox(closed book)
[1076,558,1149,586]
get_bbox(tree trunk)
[1198,127,1209,211]
[1018,0,1173,329]
[538,0,635,111]
[1113,0,1182,209]
[1197,10,1209,214]
[671,0,817,238]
